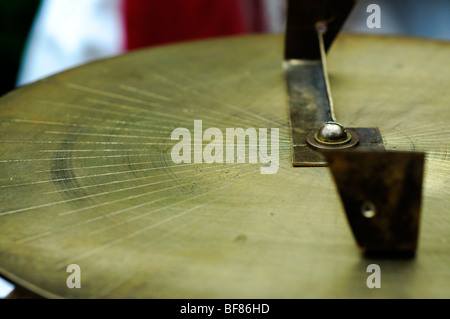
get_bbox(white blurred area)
[0,277,14,298]
[17,0,124,86]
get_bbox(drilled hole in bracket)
[361,201,376,218]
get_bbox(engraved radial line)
[25,165,256,243]
[2,169,173,189]
[92,200,242,298]
[385,134,450,141]
[0,153,159,164]
[20,164,253,243]
[425,158,450,163]
[44,131,165,139]
[121,72,287,130]
[87,194,216,236]
[39,144,290,153]
[426,150,449,154]
[385,131,450,139]
[66,83,149,105]
[35,160,193,173]
[29,148,287,176]
[92,218,200,298]
[16,196,171,244]
[119,83,278,130]
[86,97,276,132]
[150,69,282,128]
[54,168,261,269]
[0,140,163,146]
[386,131,446,139]
[0,145,284,180]
[59,162,260,216]
[187,90,283,129]
[41,95,288,137]
[54,199,217,269]
[65,114,175,129]
[382,123,447,135]
[86,167,263,236]
[0,161,258,217]
[39,149,153,153]
[119,84,172,101]
[9,146,280,166]
[35,149,282,173]
[86,98,236,128]
[39,100,168,125]
[427,156,450,162]
[45,162,247,194]
[0,179,169,217]
[43,92,290,138]
[0,179,53,189]
[7,118,173,135]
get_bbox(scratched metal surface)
[0,34,448,298]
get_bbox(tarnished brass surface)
[0,34,449,298]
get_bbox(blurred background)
[0,0,449,97]
[0,0,449,298]
[0,1,41,96]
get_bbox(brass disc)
[0,34,449,298]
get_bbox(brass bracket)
[285,1,425,257]
[324,150,425,257]
[285,0,384,166]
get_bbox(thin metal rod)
[316,21,337,123]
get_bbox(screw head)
[306,122,359,150]
[315,121,348,143]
